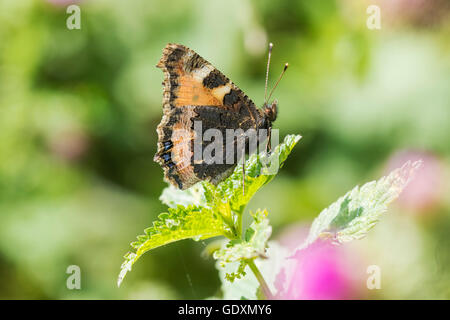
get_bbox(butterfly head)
[263,99,278,123]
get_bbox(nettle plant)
[117,134,421,299]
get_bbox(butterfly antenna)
[264,43,273,105]
[267,63,289,103]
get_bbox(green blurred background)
[0,0,449,299]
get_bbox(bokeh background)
[0,0,449,299]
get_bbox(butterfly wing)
[154,43,266,190]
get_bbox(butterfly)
[153,43,287,191]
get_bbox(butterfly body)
[154,43,277,190]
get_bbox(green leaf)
[215,241,289,299]
[118,134,301,287]
[211,209,271,283]
[117,205,227,286]
[214,209,271,266]
[223,260,249,283]
[215,259,259,299]
[299,160,422,249]
[205,134,302,215]
[158,134,301,219]
[160,184,206,208]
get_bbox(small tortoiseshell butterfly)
[154,43,287,190]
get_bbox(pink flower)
[274,226,363,300]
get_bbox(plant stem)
[247,259,273,300]
[236,209,243,238]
